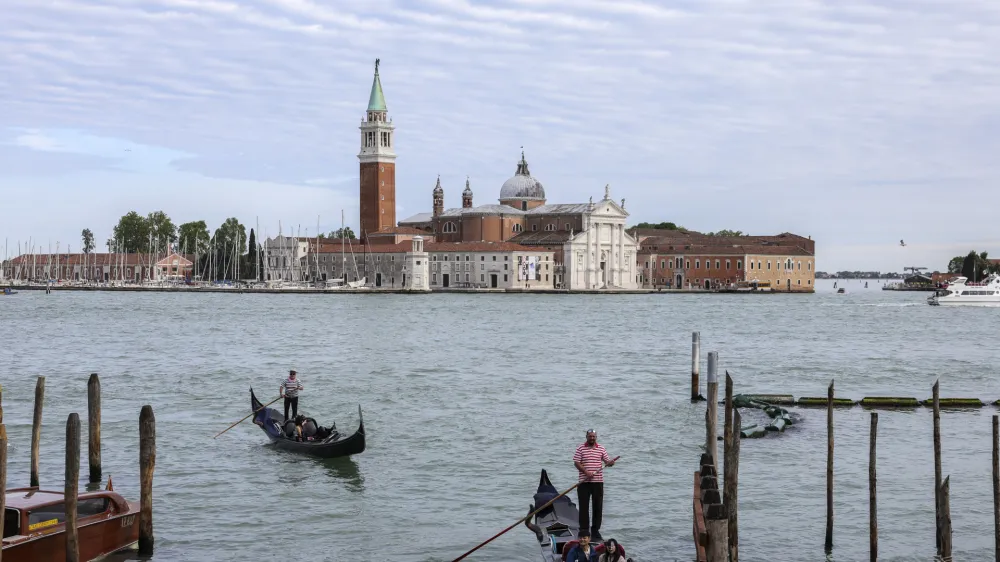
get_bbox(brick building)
[636,231,815,291]
[2,253,195,283]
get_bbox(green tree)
[112,211,151,253]
[947,256,964,274]
[178,220,211,254]
[330,227,357,240]
[245,228,259,280]
[81,229,95,254]
[211,218,247,280]
[632,221,684,230]
[146,211,177,253]
[706,229,743,236]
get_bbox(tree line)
[947,251,999,281]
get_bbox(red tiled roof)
[3,253,195,266]
[314,240,543,254]
[367,227,429,236]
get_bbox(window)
[695,260,700,269]
[545,224,555,231]
[481,256,485,261]
[786,258,793,269]
[546,274,549,281]
[660,260,665,269]
[481,274,484,281]
[645,261,649,269]
[466,255,470,261]
[465,274,469,281]
[532,224,538,231]
[28,504,66,529]
[4,508,20,537]
[480,264,484,270]
[767,261,771,270]
[432,274,437,283]
[798,261,802,270]
[808,262,812,271]
[504,274,508,282]
[715,260,720,269]
[521,201,528,211]
[513,224,523,233]
[505,256,509,261]
[416,260,421,265]
[685,260,690,269]
[443,222,458,234]
[726,260,731,269]
[565,223,571,231]
[76,498,111,517]
[504,264,508,270]
[492,256,497,261]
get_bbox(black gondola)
[250,387,365,458]
[523,470,633,561]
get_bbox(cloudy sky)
[2,0,999,272]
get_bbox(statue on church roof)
[604,184,610,200]
[375,58,380,73]
[621,198,626,209]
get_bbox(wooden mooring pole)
[725,406,740,562]
[993,415,999,562]
[705,352,719,473]
[933,380,942,553]
[940,476,952,561]
[825,379,834,553]
[869,412,878,562]
[30,376,45,487]
[87,373,101,484]
[691,332,701,401]
[65,413,80,562]
[0,424,7,562]
[139,405,156,555]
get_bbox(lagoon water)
[1,279,998,561]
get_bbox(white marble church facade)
[562,191,638,290]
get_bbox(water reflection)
[320,457,364,492]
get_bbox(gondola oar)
[214,396,283,439]
[452,456,620,562]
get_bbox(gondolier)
[573,429,615,541]
[281,369,303,421]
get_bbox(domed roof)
[499,151,545,201]
[433,175,443,195]
[463,176,473,195]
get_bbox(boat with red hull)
[2,487,139,561]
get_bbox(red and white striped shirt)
[574,442,611,483]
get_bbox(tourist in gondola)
[281,369,303,421]
[599,539,626,562]
[573,429,615,541]
[566,530,597,562]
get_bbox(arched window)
[512,224,523,233]
[443,222,458,233]
[545,224,555,231]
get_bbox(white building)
[263,235,310,281]
[561,189,638,290]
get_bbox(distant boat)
[837,288,846,294]
[1,287,16,295]
[250,388,365,458]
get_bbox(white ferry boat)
[928,274,1000,306]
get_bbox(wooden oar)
[213,396,283,439]
[452,456,621,562]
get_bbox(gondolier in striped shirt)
[573,429,615,541]
[280,370,303,421]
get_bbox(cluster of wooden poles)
[0,374,157,560]
[692,351,741,562]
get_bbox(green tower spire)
[367,58,387,112]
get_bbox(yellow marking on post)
[28,518,58,531]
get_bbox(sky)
[2,0,999,272]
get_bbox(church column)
[583,216,590,289]
[619,223,626,286]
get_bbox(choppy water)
[1,279,998,562]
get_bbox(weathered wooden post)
[940,476,952,561]
[691,332,701,401]
[933,380,942,552]
[139,405,156,555]
[993,415,999,562]
[826,379,834,553]
[65,413,80,562]
[0,424,7,562]
[0,383,4,424]
[869,412,878,562]
[87,373,101,484]
[705,352,719,472]
[705,503,729,562]
[725,407,741,562]
[30,376,45,487]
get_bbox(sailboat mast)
[341,210,346,283]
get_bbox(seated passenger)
[599,539,626,562]
[566,530,598,562]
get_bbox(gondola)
[523,470,633,562]
[250,387,365,458]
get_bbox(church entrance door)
[490,274,498,288]
[676,274,683,288]
[443,274,450,288]
[375,273,382,287]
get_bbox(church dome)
[499,151,545,201]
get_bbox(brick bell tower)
[358,58,396,239]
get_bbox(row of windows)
[644,257,814,272]
[362,130,392,149]
[430,255,551,262]
[429,273,553,284]
[437,222,580,234]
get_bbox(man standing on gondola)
[281,369,303,421]
[574,429,615,541]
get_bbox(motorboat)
[928,274,1000,306]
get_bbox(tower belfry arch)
[358,58,396,239]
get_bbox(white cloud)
[1,0,1000,270]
